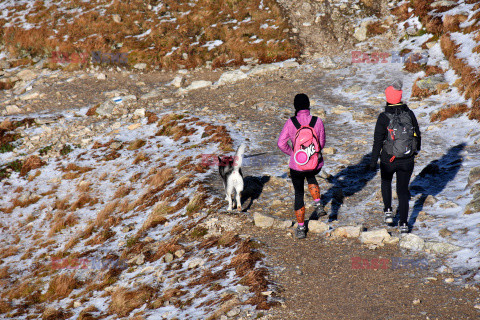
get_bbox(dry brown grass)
[113,185,132,199]
[109,285,155,317]
[70,193,98,211]
[443,14,466,33]
[54,195,71,211]
[366,21,387,36]
[0,266,9,279]
[76,180,91,193]
[2,0,298,70]
[48,212,78,236]
[127,139,146,151]
[148,167,175,188]
[0,246,19,259]
[44,272,80,301]
[430,104,469,122]
[138,202,172,235]
[95,200,119,227]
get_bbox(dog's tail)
[233,143,246,171]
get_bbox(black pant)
[380,160,414,224]
[290,168,320,211]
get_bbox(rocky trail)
[2,56,480,319]
[2,0,480,318]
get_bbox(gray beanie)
[391,79,403,91]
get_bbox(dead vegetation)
[1,0,298,70]
[109,286,155,317]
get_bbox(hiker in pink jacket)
[277,93,326,239]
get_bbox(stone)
[444,277,455,283]
[464,198,480,214]
[174,249,185,258]
[128,253,145,265]
[344,85,362,94]
[322,147,336,155]
[128,123,141,130]
[133,108,145,117]
[112,14,122,23]
[384,236,400,245]
[16,69,36,81]
[415,75,447,93]
[438,228,453,238]
[20,91,39,101]
[467,167,480,187]
[73,301,82,308]
[248,64,280,76]
[188,258,205,269]
[315,56,336,69]
[399,234,425,251]
[254,212,275,228]
[470,183,480,195]
[226,307,240,317]
[134,63,147,70]
[424,195,438,206]
[359,229,391,246]
[282,60,300,68]
[424,241,462,254]
[431,1,457,7]
[96,73,107,80]
[308,220,329,233]
[182,80,212,92]
[5,105,21,115]
[164,252,174,263]
[171,76,184,88]
[353,26,367,41]
[141,89,163,100]
[439,201,458,209]
[217,70,248,86]
[331,105,351,114]
[330,225,361,238]
[273,219,292,229]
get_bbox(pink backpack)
[291,116,321,171]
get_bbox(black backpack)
[383,110,417,162]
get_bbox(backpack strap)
[290,116,301,130]
[290,116,317,129]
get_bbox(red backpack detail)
[291,116,321,171]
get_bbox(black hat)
[294,93,310,113]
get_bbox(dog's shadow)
[241,176,270,212]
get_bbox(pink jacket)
[277,109,326,171]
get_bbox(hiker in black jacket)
[368,80,421,233]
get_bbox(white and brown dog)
[218,143,245,211]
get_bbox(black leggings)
[380,160,414,224]
[290,168,320,210]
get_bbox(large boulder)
[359,229,391,246]
[308,220,329,233]
[399,234,425,251]
[216,70,248,86]
[424,241,462,254]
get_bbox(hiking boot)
[399,222,409,234]
[384,207,394,224]
[313,202,327,217]
[295,225,306,239]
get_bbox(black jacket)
[370,103,421,165]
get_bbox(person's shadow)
[408,143,465,227]
[319,153,378,221]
